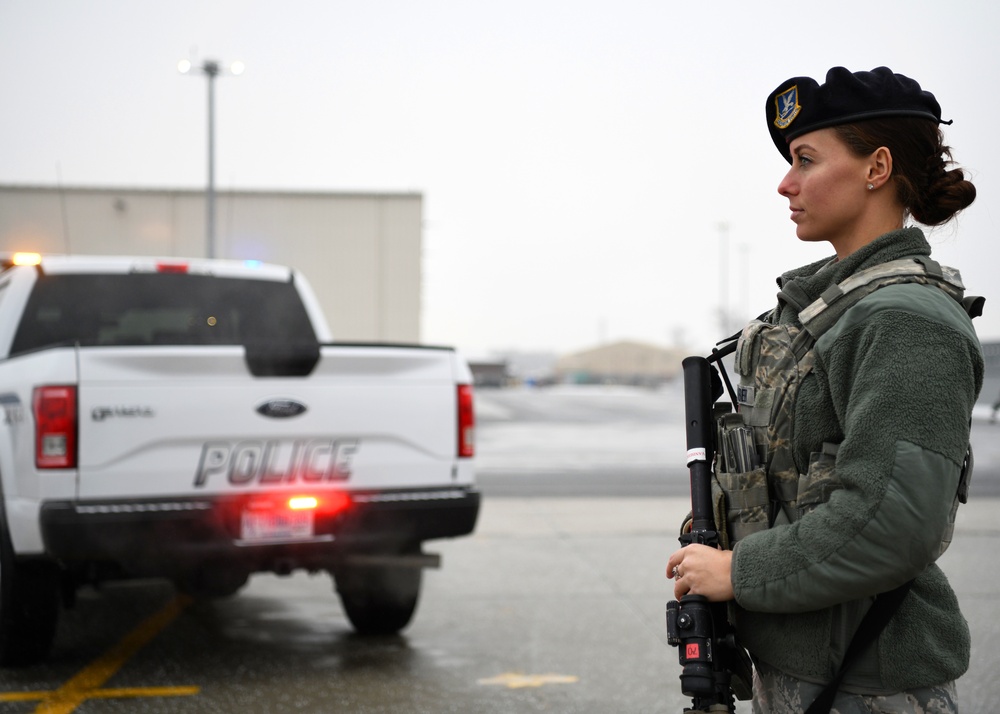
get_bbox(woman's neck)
[830,208,905,260]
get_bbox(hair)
[834,118,976,226]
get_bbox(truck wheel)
[0,528,60,667]
[334,564,422,635]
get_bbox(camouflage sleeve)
[732,284,981,613]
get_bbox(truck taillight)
[457,384,475,458]
[288,496,319,511]
[33,386,77,469]
[247,492,351,515]
[293,492,351,514]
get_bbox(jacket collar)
[774,228,931,318]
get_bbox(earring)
[867,183,875,191]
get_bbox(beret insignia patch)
[773,86,801,129]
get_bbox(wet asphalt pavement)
[0,383,997,712]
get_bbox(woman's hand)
[667,544,735,601]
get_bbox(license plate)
[240,509,314,541]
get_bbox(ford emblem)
[256,399,308,418]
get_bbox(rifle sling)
[804,579,915,714]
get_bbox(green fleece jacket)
[731,227,983,693]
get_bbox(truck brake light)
[33,386,77,469]
[457,384,475,458]
[288,496,319,510]
[156,261,189,273]
[295,492,351,514]
[247,493,351,516]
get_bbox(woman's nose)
[777,169,796,197]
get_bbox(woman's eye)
[797,155,812,167]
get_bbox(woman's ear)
[867,146,893,189]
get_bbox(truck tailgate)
[75,345,461,500]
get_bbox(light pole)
[717,221,730,335]
[178,58,244,259]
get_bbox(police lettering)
[194,439,358,487]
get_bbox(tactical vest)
[711,255,979,555]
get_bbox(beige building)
[554,340,686,385]
[0,185,422,343]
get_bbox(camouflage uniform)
[752,663,958,714]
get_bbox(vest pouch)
[714,412,769,545]
[714,467,769,544]
[796,442,843,519]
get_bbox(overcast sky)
[1,0,997,358]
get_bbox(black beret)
[766,66,943,163]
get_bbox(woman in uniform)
[667,67,982,713]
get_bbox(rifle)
[666,355,752,713]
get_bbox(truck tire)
[0,527,60,667]
[334,564,422,635]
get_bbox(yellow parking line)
[0,594,199,714]
[81,686,201,699]
[0,691,48,702]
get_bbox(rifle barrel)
[682,356,715,534]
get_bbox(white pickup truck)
[0,253,479,666]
